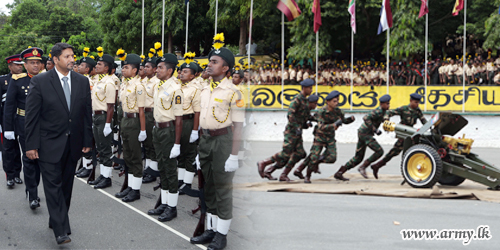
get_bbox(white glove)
[189,130,199,143]
[195,154,201,170]
[170,144,181,158]
[0,125,2,133]
[138,130,147,142]
[224,154,239,172]
[103,123,112,137]
[4,131,15,140]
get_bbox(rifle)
[87,137,97,183]
[191,169,206,237]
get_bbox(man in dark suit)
[25,43,92,245]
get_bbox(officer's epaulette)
[11,73,27,80]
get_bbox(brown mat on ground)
[235,173,500,203]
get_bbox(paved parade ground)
[2,141,500,249]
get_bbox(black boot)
[76,168,92,178]
[304,167,313,184]
[115,187,132,198]
[158,206,177,222]
[94,177,112,189]
[122,189,140,202]
[334,166,350,181]
[207,232,227,250]
[357,160,371,179]
[263,165,278,180]
[190,230,216,244]
[257,158,274,178]
[293,163,307,179]
[279,167,292,182]
[371,160,387,179]
[88,175,104,185]
[147,204,168,215]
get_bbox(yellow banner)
[244,85,500,112]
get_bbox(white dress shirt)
[54,67,72,93]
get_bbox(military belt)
[93,110,106,115]
[16,108,25,116]
[183,114,194,120]
[155,121,174,128]
[145,107,154,112]
[123,112,138,118]
[200,126,231,137]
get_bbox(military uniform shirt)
[143,75,160,108]
[384,105,427,127]
[92,74,116,111]
[286,93,309,131]
[359,107,386,135]
[153,77,183,122]
[181,81,201,115]
[3,73,31,131]
[120,75,145,113]
[199,77,244,130]
[316,106,354,138]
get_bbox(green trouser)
[308,137,337,170]
[199,131,234,220]
[344,132,383,169]
[271,128,306,169]
[92,113,113,167]
[153,125,177,193]
[382,138,405,163]
[178,118,197,172]
[144,111,157,161]
[121,116,142,178]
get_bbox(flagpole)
[281,12,284,109]
[161,0,165,49]
[315,30,318,94]
[350,29,353,111]
[424,3,428,112]
[141,0,144,55]
[386,28,390,94]
[247,0,254,108]
[215,0,218,35]
[462,0,466,113]
[185,1,189,54]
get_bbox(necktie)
[62,76,70,110]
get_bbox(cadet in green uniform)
[370,93,427,178]
[176,60,201,192]
[146,54,184,221]
[141,56,160,183]
[189,36,245,250]
[87,54,116,189]
[114,54,147,202]
[304,91,355,183]
[336,94,390,181]
[257,79,313,182]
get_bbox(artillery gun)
[383,112,500,190]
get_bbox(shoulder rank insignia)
[175,95,181,104]
[12,73,27,80]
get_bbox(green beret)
[194,63,203,73]
[80,57,96,67]
[208,47,234,70]
[156,53,178,66]
[179,62,198,72]
[98,54,115,66]
[123,54,141,66]
[145,57,158,67]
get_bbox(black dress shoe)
[142,174,156,183]
[207,232,227,250]
[190,230,216,244]
[147,204,168,215]
[113,164,123,170]
[94,177,112,189]
[122,190,140,202]
[30,199,40,209]
[76,168,92,178]
[88,175,104,185]
[75,167,84,175]
[115,187,132,198]
[56,235,71,245]
[14,177,23,184]
[6,179,15,188]
[158,206,177,222]
[179,183,192,195]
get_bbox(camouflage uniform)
[344,107,385,169]
[307,106,354,170]
[271,93,309,169]
[381,105,427,162]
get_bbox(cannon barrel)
[383,121,422,140]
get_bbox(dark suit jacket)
[25,69,92,164]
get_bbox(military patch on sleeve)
[175,95,181,104]
[236,99,244,107]
[137,90,143,95]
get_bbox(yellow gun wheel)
[401,144,443,188]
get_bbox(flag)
[418,0,428,18]
[452,0,464,16]
[377,0,393,35]
[312,0,321,33]
[134,0,137,2]
[277,0,302,22]
[498,3,500,15]
[348,0,356,33]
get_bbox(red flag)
[418,0,428,18]
[134,0,137,2]
[312,0,321,33]
[452,0,464,16]
[277,0,302,22]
